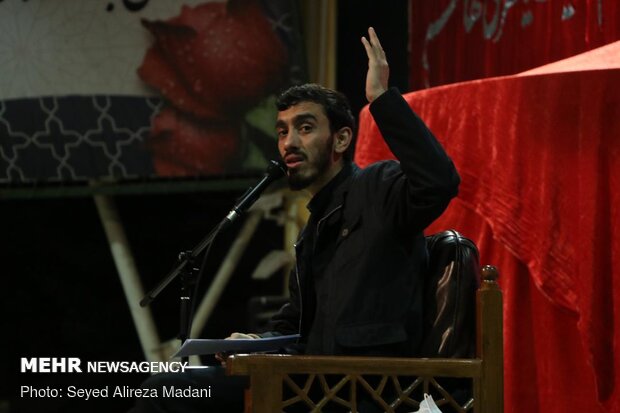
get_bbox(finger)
[368,27,386,58]
[361,36,373,58]
[362,36,381,63]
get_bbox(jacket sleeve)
[367,87,460,233]
[259,269,300,337]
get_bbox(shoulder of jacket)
[353,160,401,180]
[344,161,402,204]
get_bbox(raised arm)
[360,28,460,232]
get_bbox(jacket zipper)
[293,236,304,339]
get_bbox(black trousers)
[128,366,248,413]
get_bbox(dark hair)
[276,83,356,161]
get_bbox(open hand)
[361,27,389,103]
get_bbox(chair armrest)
[228,354,482,378]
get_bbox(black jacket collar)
[307,161,357,217]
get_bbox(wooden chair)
[227,265,503,412]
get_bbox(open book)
[173,334,300,358]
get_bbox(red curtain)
[409,0,620,90]
[355,66,620,412]
[356,2,620,411]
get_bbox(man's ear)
[333,127,353,155]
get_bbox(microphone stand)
[140,218,230,309]
[139,160,286,359]
[140,217,231,362]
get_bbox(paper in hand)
[173,334,300,358]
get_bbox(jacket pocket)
[335,322,407,348]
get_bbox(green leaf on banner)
[241,138,268,170]
[245,95,278,138]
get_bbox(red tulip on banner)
[138,0,288,176]
[139,1,288,120]
[148,106,240,176]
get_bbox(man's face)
[276,101,336,192]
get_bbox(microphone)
[224,159,287,224]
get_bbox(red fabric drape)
[392,2,620,409]
[355,66,620,411]
[410,0,620,90]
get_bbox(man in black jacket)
[132,27,459,413]
[230,26,459,358]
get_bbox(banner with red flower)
[0,0,304,184]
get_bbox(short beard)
[287,135,333,191]
[287,172,313,191]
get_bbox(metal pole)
[94,194,164,362]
